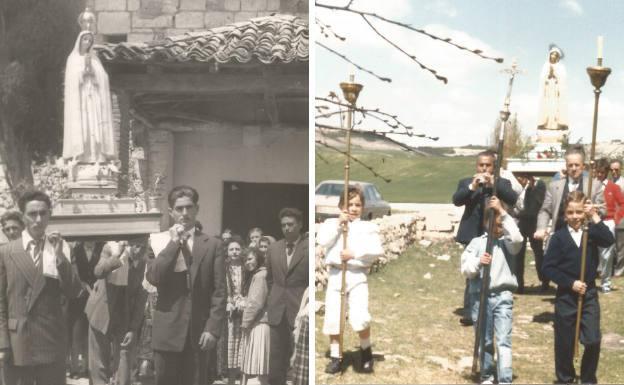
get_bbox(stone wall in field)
[315,214,426,290]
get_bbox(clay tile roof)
[96,14,308,65]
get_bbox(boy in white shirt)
[318,186,383,374]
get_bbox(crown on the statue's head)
[77,7,96,32]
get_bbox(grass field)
[315,240,624,384]
[315,147,474,203]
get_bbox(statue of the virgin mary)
[63,29,116,164]
[537,44,568,130]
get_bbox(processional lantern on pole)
[471,58,521,376]
[574,36,611,368]
[337,72,363,358]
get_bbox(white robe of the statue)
[63,31,115,163]
[537,59,568,130]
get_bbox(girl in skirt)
[240,247,270,385]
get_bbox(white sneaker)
[481,380,494,384]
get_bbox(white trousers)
[323,278,371,335]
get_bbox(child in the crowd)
[318,186,383,374]
[247,227,263,248]
[543,191,614,384]
[461,196,523,384]
[240,248,270,385]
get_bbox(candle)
[597,36,604,59]
[348,63,355,82]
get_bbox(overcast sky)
[316,0,624,147]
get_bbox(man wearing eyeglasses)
[145,185,226,385]
[610,159,624,190]
[1,211,24,243]
[0,190,81,384]
[610,159,624,277]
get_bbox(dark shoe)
[361,346,374,373]
[325,357,342,374]
[459,318,473,326]
[540,281,550,292]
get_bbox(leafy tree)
[489,113,532,160]
[0,0,82,200]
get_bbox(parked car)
[315,180,391,222]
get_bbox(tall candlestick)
[348,63,355,82]
[597,36,604,59]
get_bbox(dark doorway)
[221,181,308,242]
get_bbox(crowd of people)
[0,185,309,385]
[453,147,624,384]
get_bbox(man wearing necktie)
[0,190,81,385]
[146,185,225,385]
[535,146,604,244]
[266,208,308,385]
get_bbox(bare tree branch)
[316,1,504,65]
[315,17,346,42]
[316,97,413,132]
[361,15,448,84]
[315,139,392,183]
[316,123,439,143]
[316,42,392,82]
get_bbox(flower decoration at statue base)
[144,173,166,213]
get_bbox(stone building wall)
[90,0,308,42]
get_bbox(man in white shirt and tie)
[0,190,80,384]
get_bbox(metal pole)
[472,61,519,375]
[338,75,363,359]
[575,60,610,365]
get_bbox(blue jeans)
[471,290,513,383]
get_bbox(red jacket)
[602,180,624,224]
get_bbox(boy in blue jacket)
[543,191,614,384]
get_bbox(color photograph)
[315,1,624,383]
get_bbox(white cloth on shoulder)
[41,238,71,279]
[106,241,129,286]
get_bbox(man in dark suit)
[146,185,226,385]
[86,239,148,385]
[266,208,308,385]
[513,173,547,292]
[452,150,517,325]
[0,190,81,384]
[68,241,104,379]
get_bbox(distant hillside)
[315,128,489,157]
[315,128,433,155]
[315,147,474,203]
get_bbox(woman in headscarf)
[223,236,245,385]
[63,30,116,164]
